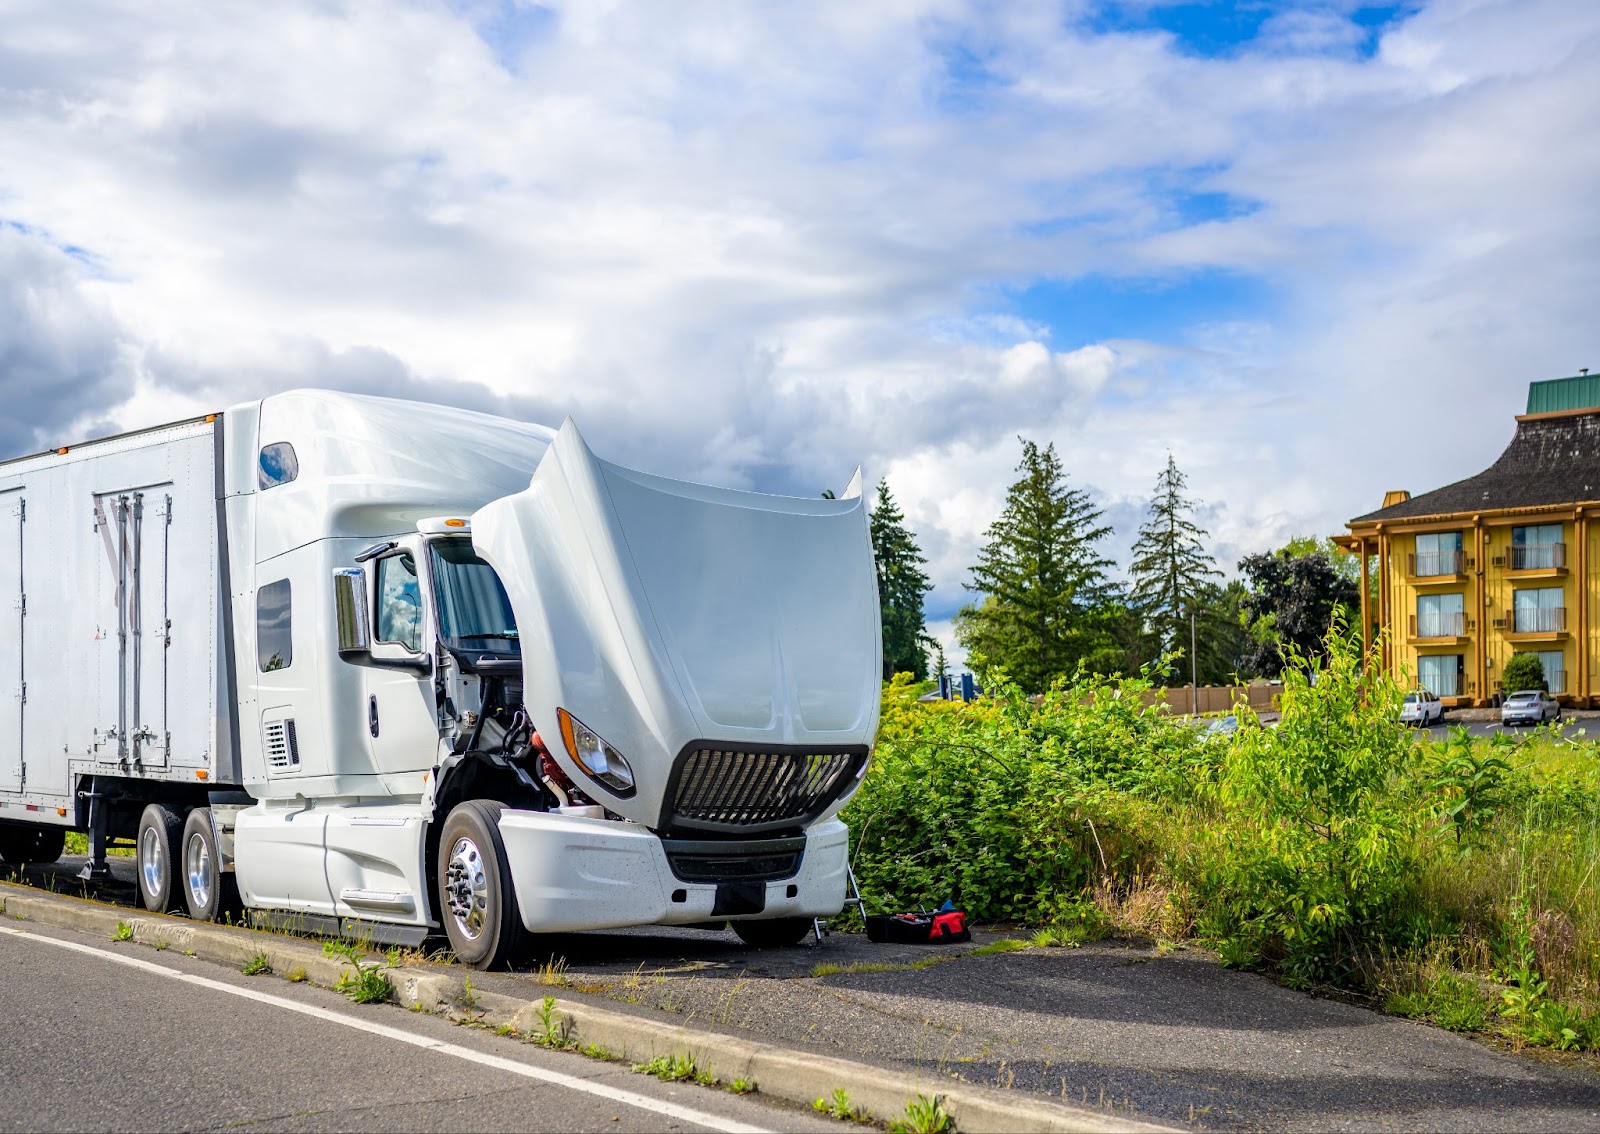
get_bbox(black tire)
[733,917,814,948]
[436,800,529,970]
[180,808,242,923]
[136,803,186,913]
[0,823,66,865]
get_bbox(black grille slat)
[664,746,865,832]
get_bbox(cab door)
[364,544,440,777]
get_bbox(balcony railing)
[1511,607,1566,634]
[1409,550,1465,577]
[1412,612,1467,638]
[1510,543,1566,571]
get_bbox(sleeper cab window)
[257,579,292,672]
[258,442,299,489]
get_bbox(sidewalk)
[472,926,1600,1132]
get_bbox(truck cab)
[222,390,879,967]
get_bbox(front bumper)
[496,812,850,933]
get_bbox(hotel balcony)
[1406,550,1470,584]
[1495,606,1569,642]
[1410,612,1472,643]
[1496,543,1568,578]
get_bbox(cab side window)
[375,554,423,652]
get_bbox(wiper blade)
[459,632,519,641]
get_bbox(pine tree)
[869,481,934,681]
[954,438,1116,692]
[1128,454,1220,684]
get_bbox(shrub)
[1501,653,1545,694]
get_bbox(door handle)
[368,694,380,738]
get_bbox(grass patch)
[241,950,273,976]
[285,965,308,983]
[813,1088,869,1123]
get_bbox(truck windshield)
[428,538,519,654]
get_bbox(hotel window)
[1418,654,1463,698]
[1415,592,1465,638]
[1511,523,1564,570]
[1413,532,1463,577]
[1512,587,1565,633]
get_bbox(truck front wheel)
[733,917,814,948]
[436,800,530,970]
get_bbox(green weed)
[285,965,308,983]
[633,1052,715,1086]
[335,963,392,1005]
[533,996,572,1048]
[813,1088,867,1122]
[890,1094,952,1134]
[727,1077,757,1095]
[110,921,133,942]
[241,950,273,976]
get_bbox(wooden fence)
[1142,682,1283,715]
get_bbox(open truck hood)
[471,420,881,832]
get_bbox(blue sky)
[0,0,1595,665]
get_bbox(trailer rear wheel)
[436,800,529,970]
[136,804,186,913]
[0,824,66,865]
[181,808,242,923]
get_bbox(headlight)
[556,708,636,797]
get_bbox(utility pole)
[1190,602,1198,716]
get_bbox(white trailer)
[0,390,880,967]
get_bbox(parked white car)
[1501,690,1561,727]
[1399,690,1444,727]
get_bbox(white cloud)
[0,0,1596,640]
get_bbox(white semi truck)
[0,390,880,967]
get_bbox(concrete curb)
[0,882,1171,1133]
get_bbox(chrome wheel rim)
[185,832,212,911]
[444,835,489,941]
[140,826,165,898]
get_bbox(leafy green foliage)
[1237,548,1359,678]
[110,921,133,942]
[1500,652,1546,694]
[871,480,935,681]
[1427,730,1512,846]
[241,950,273,976]
[955,437,1118,691]
[1129,454,1220,684]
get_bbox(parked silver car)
[1501,690,1561,727]
[1399,690,1444,727]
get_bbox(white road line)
[0,925,770,1134]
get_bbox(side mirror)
[333,568,370,657]
[332,567,429,674]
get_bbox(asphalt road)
[0,919,843,1134]
[1414,716,1592,740]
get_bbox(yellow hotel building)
[1341,374,1600,708]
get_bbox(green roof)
[1527,374,1600,415]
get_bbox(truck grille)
[662,835,806,884]
[662,746,866,833]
